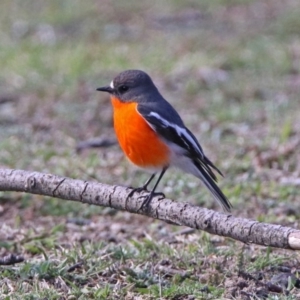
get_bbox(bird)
[97,70,232,212]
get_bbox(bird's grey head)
[97,70,158,102]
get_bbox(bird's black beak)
[96,86,114,93]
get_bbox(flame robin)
[97,70,232,211]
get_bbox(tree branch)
[0,168,299,250]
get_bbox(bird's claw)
[140,192,165,210]
[127,186,149,199]
[127,186,165,210]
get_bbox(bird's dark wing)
[137,103,223,180]
[137,103,203,156]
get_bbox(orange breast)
[111,96,170,168]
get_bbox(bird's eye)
[118,85,129,93]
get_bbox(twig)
[0,254,24,265]
[76,137,117,153]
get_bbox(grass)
[1,0,300,298]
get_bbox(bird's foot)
[127,186,149,199]
[125,186,149,209]
[140,192,165,210]
[127,186,165,210]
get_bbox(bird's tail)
[194,158,232,212]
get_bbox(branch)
[0,168,299,250]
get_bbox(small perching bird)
[97,70,232,212]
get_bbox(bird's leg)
[127,173,156,199]
[141,167,168,209]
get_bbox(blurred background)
[1,0,300,298]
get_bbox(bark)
[0,168,299,250]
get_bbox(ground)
[1,0,300,299]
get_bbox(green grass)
[1,0,300,298]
